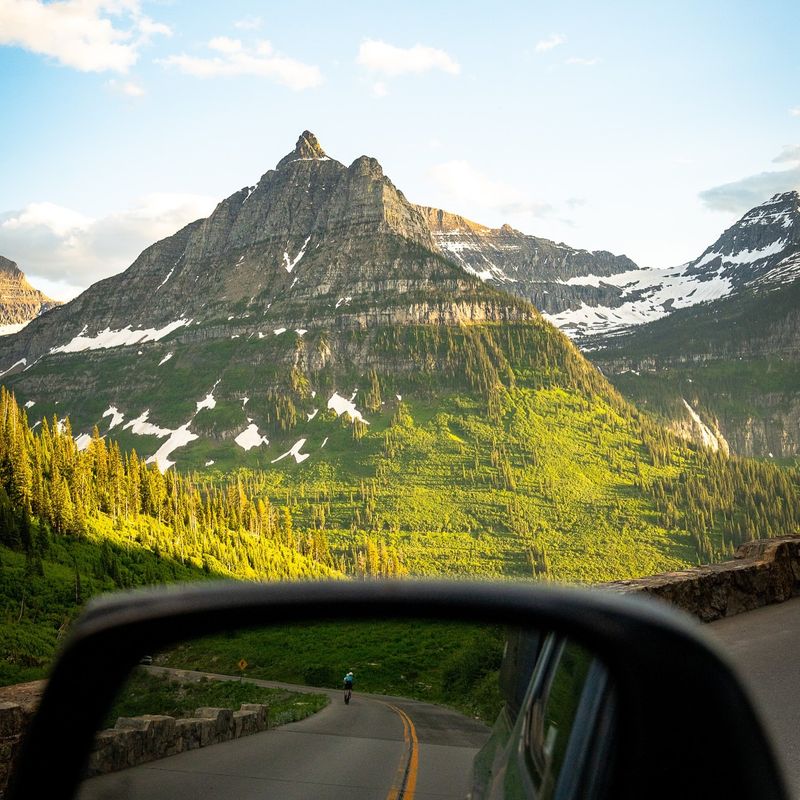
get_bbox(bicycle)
[344,684,352,704]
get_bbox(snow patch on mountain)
[271,438,310,464]
[234,424,269,451]
[328,392,369,424]
[102,405,124,430]
[436,235,514,283]
[123,410,172,438]
[0,358,26,377]
[692,238,788,269]
[74,433,92,451]
[196,379,220,412]
[545,262,735,337]
[0,322,29,337]
[50,319,191,354]
[283,235,311,273]
[146,423,198,471]
[682,399,723,453]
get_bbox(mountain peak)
[0,255,23,279]
[276,131,329,169]
[762,190,800,206]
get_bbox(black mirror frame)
[7,580,789,800]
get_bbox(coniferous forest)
[1,368,799,685]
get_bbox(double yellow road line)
[385,703,419,800]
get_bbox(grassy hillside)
[1,320,799,691]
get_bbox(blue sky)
[1,0,798,300]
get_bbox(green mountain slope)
[591,280,800,459]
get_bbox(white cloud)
[429,160,552,222]
[0,0,170,73]
[357,39,460,77]
[790,107,800,117]
[565,57,601,66]
[234,16,263,31]
[106,78,145,96]
[773,145,800,164]
[208,36,242,55]
[0,193,216,300]
[371,81,388,98]
[535,34,566,53]
[699,146,800,213]
[159,38,322,90]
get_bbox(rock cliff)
[0,256,59,331]
[417,205,639,316]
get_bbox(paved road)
[78,670,489,800]
[707,597,800,799]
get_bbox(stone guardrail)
[87,702,270,777]
[0,700,35,797]
[0,698,271,794]
[604,535,800,622]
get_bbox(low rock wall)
[604,535,800,621]
[0,701,36,796]
[87,703,270,777]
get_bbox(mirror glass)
[75,621,614,800]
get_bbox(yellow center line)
[384,703,419,800]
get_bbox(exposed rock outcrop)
[0,256,59,329]
[417,205,638,314]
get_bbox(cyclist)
[343,670,354,704]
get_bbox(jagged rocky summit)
[0,131,534,374]
[0,256,59,333]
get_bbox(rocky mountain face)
[682,190,800,289]
[0,256,59,332]
[0,132,533,375]
[427,190,800,344]
[0,131,565,471]
[417,205,640,321]
[590,191,800,457]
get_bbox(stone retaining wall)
[87,703,270,777]
[0,700,36,796]
[604,535,800,622]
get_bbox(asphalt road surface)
[707,596,800,799]
[77,671,489,800]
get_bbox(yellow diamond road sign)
[238,659,248,671]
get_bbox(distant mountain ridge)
[589,191,800,457]
[546,190,800,340]
[416,205,640,319]
[417,191,800,343]
[0,255,59,333]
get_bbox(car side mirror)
[6,580,789,800]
